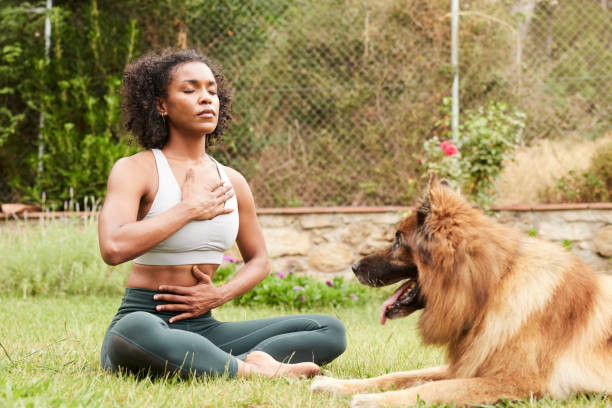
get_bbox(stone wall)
[494,204,612,272]
[225,205,612,277]
[225,208,408,280]
[4,204,612,275]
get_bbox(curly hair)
[121,49,232,149]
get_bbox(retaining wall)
[226,205,612,278]
[3,204,612,276]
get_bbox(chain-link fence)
[462,0,611,138]
[204,0,448,207]
[522,0,611,139]
[195,0,610,207]
[1,0,609,207]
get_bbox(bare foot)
[240,351,321,378]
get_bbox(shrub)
[538,141,612,203]
[421,99,526,206]
[1,2,139,208]
[0,0,519,207]
[11,77,139,208]
[590,143,612,191]
[2,0,607,207]
[214,263,368,309]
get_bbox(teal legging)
[100,288,346,378]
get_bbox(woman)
[98,50,346,379]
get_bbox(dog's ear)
[416,198,430,229]
[427,172,439,189]
[440,178,462,195]
[428,172,456,193]
[430,173,462,197]
[427,172,443,204]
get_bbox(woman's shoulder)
[112,150,154,172]
[108,150,156,183]
[218,163,252,199]
[217,163,247,186]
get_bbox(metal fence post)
[451,0,459,143]
[37,0,53,174]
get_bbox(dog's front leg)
[350,377,523,408]
[310,365,448,396]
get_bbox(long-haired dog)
[311,174,612,407]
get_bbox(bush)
[590,143,612,191]
[1,2,139,208]
[421,99,525,206]
[0,0,519,207]
[538,142,612,203]
[214,263,368,309]
[11,77,139,208]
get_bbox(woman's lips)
[196,109,215,118]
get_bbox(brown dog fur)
[311,175,612,407]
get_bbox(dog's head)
[352,212,424,324]
[352,174,459,323]
[354,173,513,336]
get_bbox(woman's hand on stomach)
[152,265,225,323]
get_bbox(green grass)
[0,298,609,408]
[0,221,609,407]
[0,217,130,297]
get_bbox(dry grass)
[494,133,612,205]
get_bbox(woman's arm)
[154,168,270,322]
[215,168,270,301]
[98,153,233,265]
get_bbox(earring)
[161,113,167,127]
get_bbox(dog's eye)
[393,232,401,249]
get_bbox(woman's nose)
[198,91,213,104]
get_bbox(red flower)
[440,141,458,156]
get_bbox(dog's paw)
[310,375,345,395]
[351,393,381,408]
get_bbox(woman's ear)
[155,97,167,116]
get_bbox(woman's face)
[159,61,220,136]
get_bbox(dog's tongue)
[380,280,414,325]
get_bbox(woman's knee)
[313,314,345,334]
[109,312,172,359]
[313,314,347,359]
[112,311,167,341]
[106,312,187,377]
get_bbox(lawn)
[0,297,609,408]
[0,221,609,407]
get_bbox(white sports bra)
[133,149,239,266]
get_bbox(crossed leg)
[103,311,347,379]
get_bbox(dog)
[311,174,612,407]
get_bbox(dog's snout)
[351,261,360,273]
